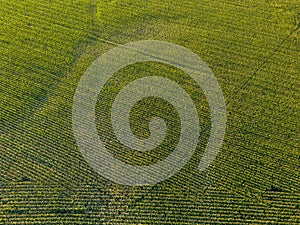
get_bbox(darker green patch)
[268,185,284,192]
[95,61,210,170]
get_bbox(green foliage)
[0,0,299,224]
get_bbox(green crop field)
[0,0,299,224]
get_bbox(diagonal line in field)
[226,25,300,107]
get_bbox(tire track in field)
[226,15,300,106]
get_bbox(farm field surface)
[0,0,299,224]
